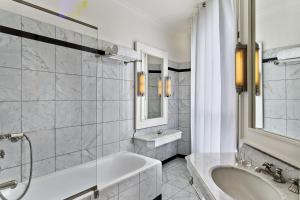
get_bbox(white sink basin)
[211,166,282,200]
[134,129,182,148]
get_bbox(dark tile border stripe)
[149,70,162,74]
[168,67,191,72]
[262,57,278,63]
[12,0,98,30]
[153,194,162,200]
[162,154,187,165]
[0,25,105,55]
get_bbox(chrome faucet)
[255,162,286,183]
[0,150,4,159]
[0,180,18,191]
[288,178,299,194]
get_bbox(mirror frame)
[135,42,168,129]
[242,0,300,167]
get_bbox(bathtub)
[1,152,162,200]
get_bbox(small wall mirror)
[135,42,168,129]
[254,0,300,141]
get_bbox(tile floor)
[162,158,200,200]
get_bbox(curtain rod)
[12,0,98,30]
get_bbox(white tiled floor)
[162,158,200,200]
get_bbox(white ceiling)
[112,0,204,32]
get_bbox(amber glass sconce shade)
[157,78,162,97]
[137,72,145,96]
[235,42,247,94]
[165,77,171,97]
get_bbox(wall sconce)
[165,76,171,97]
[235,42,247,94]
[157,78,162,97]
[137,72,145,96]
[255,43,260,96]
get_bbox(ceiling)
[112,0,204,32]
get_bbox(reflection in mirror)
[147,55,163,119]
[255,0,300,141]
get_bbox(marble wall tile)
[98,184,118,200]
[82,35,97,49]
[168,114,178,129]
[22,129,55,163]
[119,120,134,140]
[168,70,179,86]
[22,158,55,181]
[56,27,81,45]
[263,80,286,100]
[0,166,21,183]
[119,174,139,193]
[120,63,134,81]
[82,76,96,100]
[179,72,191,85]
[97,123,103,147]
[22,38,55,72]
[179,86,191,100]
[103,79,120,100]
[97,78,103,101]
[97,58,103,78]
[179,100,190,114]
[103,101,119,122]
[56,46,81,75]
[22,70,55,101]
[179,114,191,128]
[82,101,97,125]
[180,128,191,142]
[264,118,286,135]
[287,100,300,120]
[120,80,134,101]
[0,140,21,169]
[81,148,96,163]
[0,102,21,134]
[119,184,139,200]
[97,101,103,123]
[22,17,55,38]
[178,141,191,155]
[264,100,286,119]
[0,9,21,29]
[22,101,55,132]
[82,52,97,76]
[102,58,120,79]
[287,120,300,140]
[120,101,134,120]
[103,142,119,157]
[103,121,120,145]
[286,79,300,99]
[55,101,81,128]
[0,33,21,69]
[82,124,97,149]
[263,62,285,81]
[140,176,156,200]
[168,100,178,114]
[120,139,134,152]
[56,74,81,100]
[56,126,81,155]
[286,64,300,79]
[0,67,21,101]
[55,151,81,171]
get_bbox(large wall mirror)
[135,42,168,129]
[254,0,300,141]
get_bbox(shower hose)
[0,134,33,200]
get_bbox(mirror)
[254,0,300,141]
[135,42,168,129]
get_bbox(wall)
[256,0,300,51]
[0,0,190,63]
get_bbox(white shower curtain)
[191,0,236,153]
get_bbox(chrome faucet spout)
[0,180,18,191]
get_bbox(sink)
[134,129,182,148]
[211,166,282,200]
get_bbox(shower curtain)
[191,0,236,153]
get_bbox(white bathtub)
[1,152,162,200]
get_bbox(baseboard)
[162,154,187,165]
[153,194,162,200]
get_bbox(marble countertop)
[186,153,299,200]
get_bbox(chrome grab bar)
[0,180,18,191]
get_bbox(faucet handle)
[288,178,299,194]
[262,162,274,170]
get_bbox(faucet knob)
[262,162,273,170]
[288,178,299,194]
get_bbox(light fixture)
[157,78,162,97]
[165,76,171,97]
[137,72,145,96]
[235,42,247,94]
[255,43,260,96]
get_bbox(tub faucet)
[255,162,286,183]
[0,180,18,191]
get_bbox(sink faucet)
[288,178,299,194]
[255,162,286,183]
